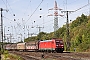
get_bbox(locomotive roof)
[40,39,63,42]
[40,40,53,42]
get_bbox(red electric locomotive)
[39,38,64,52]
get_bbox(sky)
[0,0,90,43]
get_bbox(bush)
[76,43,90,52]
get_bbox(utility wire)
[2,0,15,17]
[2,0,15,21]
[6,1,14,14]
[23,0,32,16]
[31,16,66,35]
[75,2,90,12]
[3,16,24,33]
[25,0,44,24]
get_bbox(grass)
[2,50,24,60]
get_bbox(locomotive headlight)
[61,45,63,46]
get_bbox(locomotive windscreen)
[56,40,63,43]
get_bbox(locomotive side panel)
[39,40,56,51]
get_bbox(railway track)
[9,51,41,60]
[9,51,90,60]
[46,52,90,60]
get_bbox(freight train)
[4,38,64,52]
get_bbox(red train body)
[39,39,64,52]
[4,38,64,52]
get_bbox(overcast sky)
[0,0,90,43]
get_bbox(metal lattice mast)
[54,16,58,31]
[61,11,74,51]
[48,1,63,37]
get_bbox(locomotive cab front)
[55,39,64,52]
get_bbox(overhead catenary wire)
[1,0,16,23]
[25,0,84,29]
[1,2,29,42]
[24,0,44,24]
[74,2,90,12]
[41,0,90,32]
[6,1,14,15]
[3,16,25,34]
[32,16,66,34]
[1,0,75,31]
[2,0,16,18]
[23,0,32,16]
[20,0,44,34]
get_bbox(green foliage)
[2,51,24,60]
[70,14,90,52]
[3,50,9,60]
[71,14,88,29]
[37,32,47,40]
[55,27,66,38]
[76,43,90,52]
[25,36,37,42]
[74,35,82,46]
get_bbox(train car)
[17,43,26,51]
[39,38,64,52]
[4,44,12,50]
[3,43,17,51]
[10,43,17,51]
[26,41,38,51]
